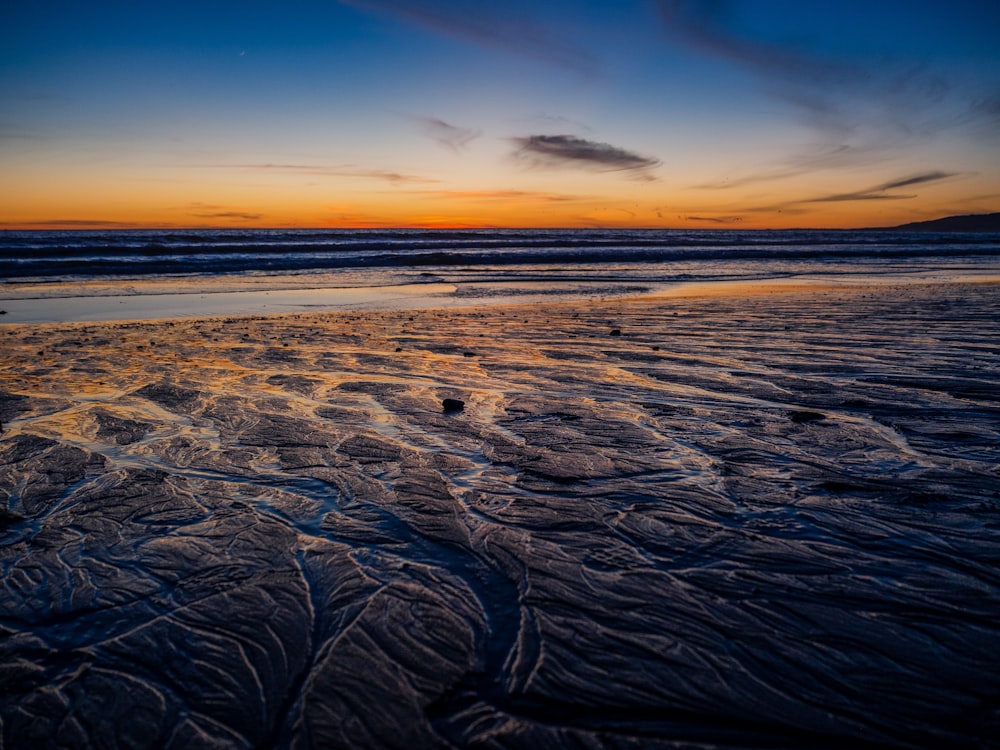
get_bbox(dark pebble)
[0,507,24,524]
[790,410,826,423]
[610,329,622,336]
[442,398,465,413]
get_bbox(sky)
[2,0,999,229]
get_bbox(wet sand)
[2,280,999,748]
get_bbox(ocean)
[3,227,1000,323]
[3,227,1000,285]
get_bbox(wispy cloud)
[207,163,438,184]
[657,0,860,90]
[0,125,49,141]
[404,188,587,202]
[410,116,481,152]
[725,171,964,217]
[339,0,596,74]
[511,135,660,178]
[657,0,880,138]
[696,142,892,190]
[803,171,960,203]
[691,170,963,222]
[189,211,263,220]
[685,215,744,224]
[329,167,438,184]
[965,90,1000,136]
[185,203,263,221]
[863,171,958,192]
[4,219,142,227]
[657,0,997,143]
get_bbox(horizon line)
[3,211,998,234]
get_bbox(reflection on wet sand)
[1,281,999,748]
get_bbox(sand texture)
[1,282,999,748]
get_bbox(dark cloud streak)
[878,171,958,191]
[511,135,660,177]
[718,171,963,217]
[804,171,959,203]
[686,215,743,224]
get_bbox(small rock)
[442,398,465,413]
[609,329,622,336]
[790,410,826,424]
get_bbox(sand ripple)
[1,282,999,748]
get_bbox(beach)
[2,278,999,748]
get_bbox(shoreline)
[3,270,1000,326]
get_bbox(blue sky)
[2,0,998,227]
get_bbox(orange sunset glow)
[3,1,998,230]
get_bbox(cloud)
[189,211,263,220]
[685,215,744,224]
[185,203,262,221]
[339,0,595,74]
[411,116,481,152]
[875,171,958,192]
[5,219,141,227]
[657,0,869,138]
[207,163,438,184]
[804,171,959,203]
[720,170,963,216]
[332,168,436,184]
[657,0,995,144]
[404,188,587,202]
[696,142,892,190]
[657,0,860,89]
[965,91,1000,136]
[511,135,660,177]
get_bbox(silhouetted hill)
[875,212,1000,232]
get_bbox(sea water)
[2,228,999,321]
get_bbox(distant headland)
[873,212,1000,232]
